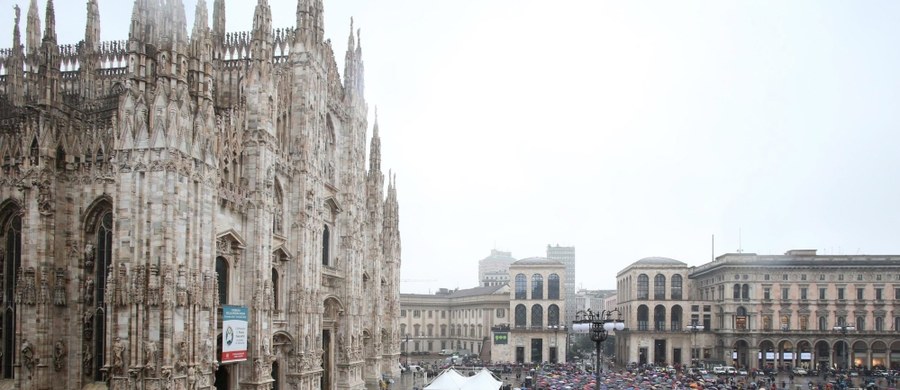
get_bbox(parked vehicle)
[792,368,808,376]
[713,366,727,375]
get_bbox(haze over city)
[4,0,899,294]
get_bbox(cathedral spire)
[250,0,273,61]
[369,107,381,173]
[192,0,209,40]
[8,5,25,105]
[212,0,225,40]
[26,0,41,58]
[43,0,57,44]
[85,0,100,51]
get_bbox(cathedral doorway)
[322,330,332,390]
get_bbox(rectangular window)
[838,275,844,281]
[819,288,826,300]
[442,311,446,319]
[703,305,711,312]
[801,274,807,281]
[496,309,505,318]
[800,288,807,300]
[764,274,770,281]
[414,310,421,318]
[857,288,864,300]
[819,274,825,281]
[783,274,789,281]
[401,310,406,317]
[857,274,863,281]
[875,288,883,301]
[428,310,433,318]
[764,288,771,300]
[782,288,789,300]
[838,288,845,300]
[895,288,900,300]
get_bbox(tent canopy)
[425,368,502,390]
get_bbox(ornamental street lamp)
[832,324,855,371]
[574,309,625,390]
[686,320,705,367]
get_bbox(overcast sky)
[4,1,900,294]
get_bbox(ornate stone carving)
[35,180,53,215]
[83,243,95,271]
[53,339,67,371]
[133,264,146,304]
[21,339,35,370]
[39,267,51,304]
[144,340,158,374]
[176,266,188,307]
[83,277,94,305]
[82,341,93,374]
[112,337,127,375]
[148,265,161,306]
[53,268,67,306]
[22,267,36,305]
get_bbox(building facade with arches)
[0,1,401,389]
[615,251,900,372]
[492,257,568,364]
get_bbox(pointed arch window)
[216,256,229,306]
[271,268,279,312]
[548,274,560,300]
[322,225,331,266]
[1,206,22,379]
[273,182,284,236]
[531,274,543,300]
[514,274,527,299]
[85,208,113,381]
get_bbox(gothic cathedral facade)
[0,0,402,389]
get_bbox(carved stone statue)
[21,339,34,370]
[144,340,158,373]
[53,268,66,306]
[83,277,94,304]
[112,337,126,374]
[53,340,67,371]
[83,243,95,270]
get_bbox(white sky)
[4,1,900,294]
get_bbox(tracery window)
[515,274,527,299]
[531,304,543,328]
[85,207,113,381]
[548,274,560,299]
[671,275,683,300]
[1,205,21,379]
[654,274,666,300]
[322,225,331,266]
[216,256,229,306]
[515,304,526,328]
[637,274,649,300]
[548,304,560,326]
[531,274,543,300]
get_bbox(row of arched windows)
[636,274,683,300]
[514,273,561,300]
[635,304,684,331]
[513,304,561,328]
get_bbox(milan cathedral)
[0,0,402,389]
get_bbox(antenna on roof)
[711,234,715,261]
[737,228,743,253]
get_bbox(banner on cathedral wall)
[493,332,508,345]
[222,305,249,363]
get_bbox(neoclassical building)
[399,286,510,359]
[0,1,401,389]
[616,251,900,371]
[492,257,567,364]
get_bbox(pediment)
[216,229,246,249]
[324,196,343,214]
[273,245,293,261]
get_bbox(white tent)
[424,368,502,390]
[424,368,467,390]
[460,369,503,390]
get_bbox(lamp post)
[686,321,705,367]
[574,309,625,390]
[549,325,567,363]
[832,324,855,372]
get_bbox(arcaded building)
[616,251,900,371]
[492,257,568,364]
[0,1,401,389]
[398,286,510,359]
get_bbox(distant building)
[574,289,616,314]
[479,250,516,287]
[547,245,577,324]
[398,286,510,360]
[492,257,568,364]
[614,250,900,370]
